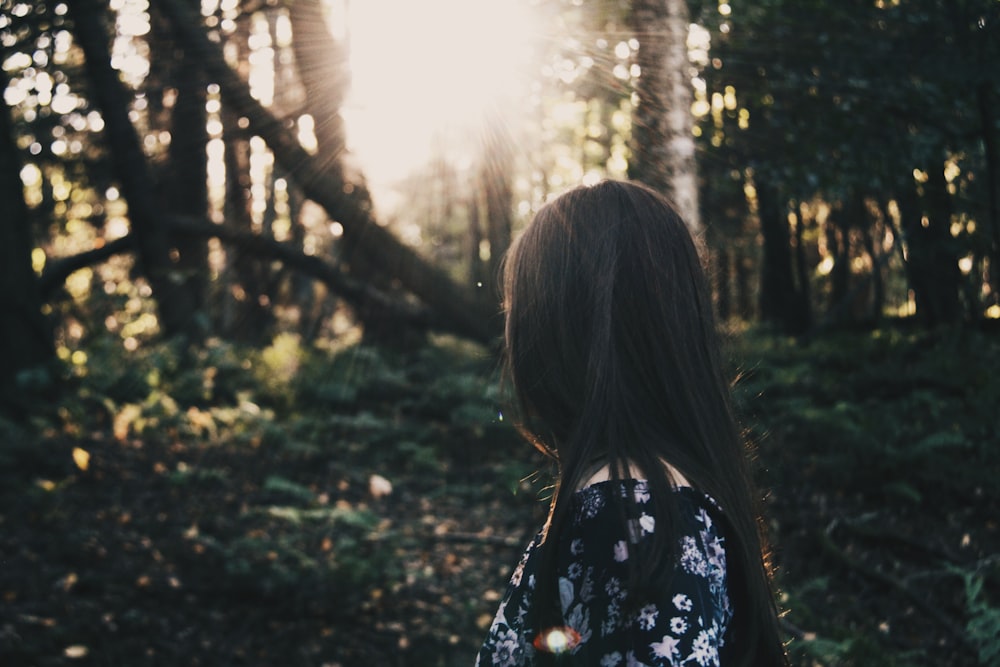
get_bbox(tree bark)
[977,83,1000,309]
[161,1,210,340]
[480,110,514,288]
[288,0,349,180]
[901,162,963,324]
[757,179,809,333]
[160,0,497,344]
[0,66,53,395]
[627,0,700,233]
[67,0,201,340]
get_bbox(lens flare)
[532,626,581,654]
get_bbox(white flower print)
[579,568,595,602]
[650,634,681,661]
[477,481,732,667]
[633,481,651,504]
[559,576,576,613]
[565,603,593,647]
[680,535,709,576]
[600,651,623,667]
[605,576,621,598]
[490,627,523,667]
[637,604,658,631]
[687,629,719,667]
[579,489,606,518]
[625,649,651,667]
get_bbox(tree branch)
[38,219,434,330]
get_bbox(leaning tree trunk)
[160,0,498,344]
[288,0,348,182]
[627,0,700,233]
[289,0,422,345]
[67,0,201,340]
[0,66,53,396]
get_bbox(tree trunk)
[757,180,809,333]
[288,0,348,181]
[715,245,732,322]
[480,110,514,288]
[978,83,1000,310]
[221,103,273,342]
[860,221,884,323]
[898,162,963,325]
[735,247,754,321]
[0,66,53,396]
[67,0,201,340]
[160,0,498,344]
[627,0,700,233]
[162,2,209,341]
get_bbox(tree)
[628,0,700,232]
[150,1,210,341]
[67,0,206,340]
[0,65,53,399]
[158,0,498,344]
[691,0,998,327]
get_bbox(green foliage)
[955,567,1000,666]
[732,327,1000,500]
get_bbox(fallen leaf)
[72,447,90,472]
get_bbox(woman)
[477,181,787,666]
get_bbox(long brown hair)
[502,180,787,665]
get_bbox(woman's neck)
[576,458,691,491]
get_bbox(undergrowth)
[1,326,997,665]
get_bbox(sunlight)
[342,0,539,196]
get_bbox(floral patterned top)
[477,480,732,667]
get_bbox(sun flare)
[341,0,539,194]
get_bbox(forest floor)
[1,327,998,667]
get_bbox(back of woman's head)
[503,180,726,475]
[503,180,788,666]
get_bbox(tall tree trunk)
[735,248,753,321]
[627,0,700,233]
[221,104,273,341]
[67,0,199,339]
[480,110,514,287]
[715,245,732,322]
[860,221,884,323]
[0,66,53,397]
[467,190,486,288]
[901,161,963,324]
[161,0,498,344]
[162,3,209,341]
[792,203,811,325]
[757,180,809,333]
[978,83,1000,310]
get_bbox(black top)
[477,480,732,666]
